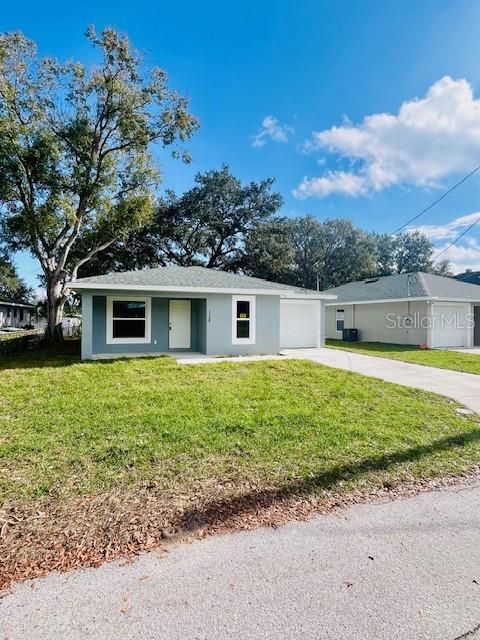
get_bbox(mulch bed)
[1,469,480,594]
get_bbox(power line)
[390,163,480,236]
[434,213,480,260]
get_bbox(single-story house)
[70,266,335,360]
[0,298,35,329]
[324,272,480,348]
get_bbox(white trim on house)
[106,296,152,345]
[231,295,256,345]
[69,281,335,299]
[326,296,480,306]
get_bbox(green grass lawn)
[1,343,479,507]
[327,339,480,375]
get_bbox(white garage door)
[431,303,470,348]
[280,299,320,348]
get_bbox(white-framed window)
[336,308,345,333]
[232,295,256,345]
[106,296,151,344]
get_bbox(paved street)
[2,483,480,640]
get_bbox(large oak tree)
[79,165,283,275]
[0,27,198,339]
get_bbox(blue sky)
[4,0,480,287]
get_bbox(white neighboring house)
[0,298,35,329]
[323,272,480,349]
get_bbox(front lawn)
[2,346,479,503]
[1,345,479,586]
[327,339,480,375]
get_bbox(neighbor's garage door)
[280,299,320,348]
[431,303,470,348]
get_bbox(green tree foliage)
[0,248,32,301]
[246,218,450,289]
[375,231,452,276]
[81,165,283,275]
[245,216,377,289]
[242,218,295,283]
[0,27,198,339]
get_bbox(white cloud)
[252,115,293,148]
[412,212,480,240]
[432,238,480,273]
[294,76,480,198]
[408,210,480,272]
[293,171,368,198]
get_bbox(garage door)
[280,299,320,348]
[431,303,470,348]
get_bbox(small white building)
[324,272,480,349]
[0,298,35,329]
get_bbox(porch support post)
[426,301,434,349]
[467,303,474,348]
[318,299,325,348]
[81,292,93,360]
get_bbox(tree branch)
[70,236,118,281]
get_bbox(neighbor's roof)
[323,272,480,304]
[0,297,35,308]
[69,265,335,299]
[454,270,480,286]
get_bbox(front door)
[169,300,191,349]
[474,306,480,346]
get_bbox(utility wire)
[390,163,480,236]
[434,213,480,260]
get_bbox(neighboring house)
[0,298,35,329]
[323,272,480,348]
[70,266,335,360]
[454,270,480,286]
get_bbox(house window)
[19,309,24,322]
[106,297,151,344]
[336,309,345,333]
[232,295,256,345]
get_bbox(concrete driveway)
[2,483,480,640]
[281,348,480,414]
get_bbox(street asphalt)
[2,482,480,640]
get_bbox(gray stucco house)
[324,272,480,348]
[70,266,335,360]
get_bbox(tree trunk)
[44,279,66,343]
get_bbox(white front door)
[169,300,191,349]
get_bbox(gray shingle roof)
[71,265,325,296]
[323,272,480,303]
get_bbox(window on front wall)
[106,297,151,344]
[232,296,256,344]
[336,308,345,333]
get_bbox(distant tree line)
[81,165,451,291]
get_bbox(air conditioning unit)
[342,328,359,342]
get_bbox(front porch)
[81,293,207,360]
